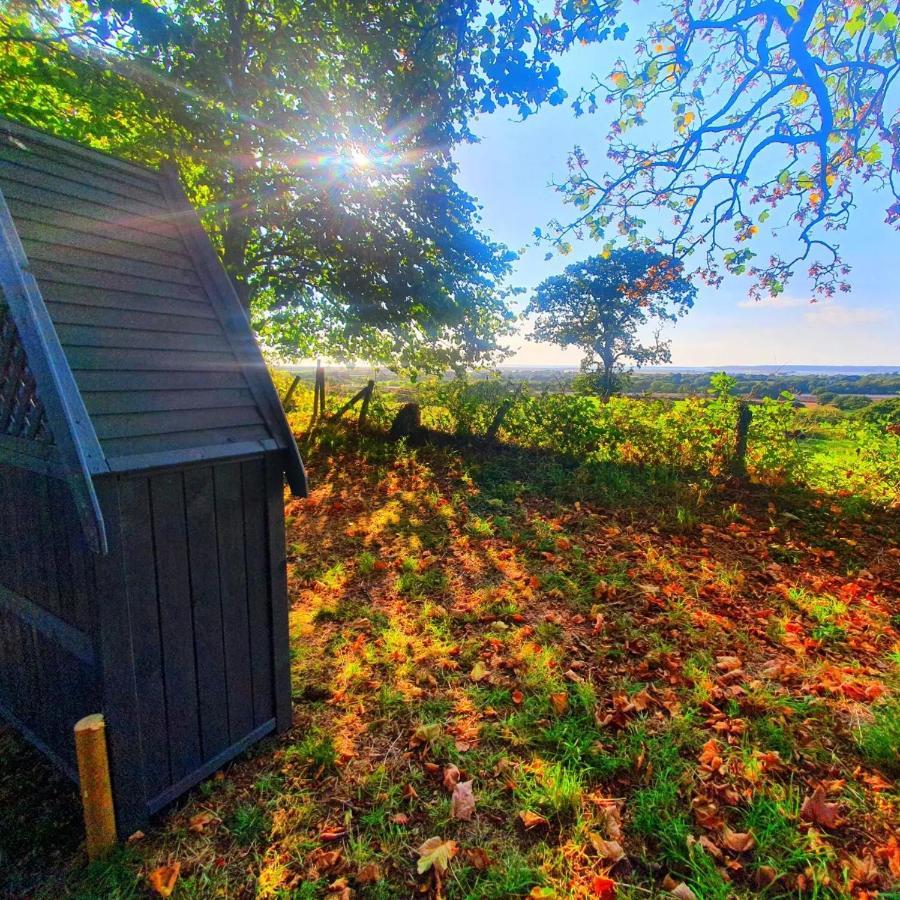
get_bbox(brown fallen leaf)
[722,827,756,853]
[443,764,461,792]
[466,848,491,870]
[357,863,381,884]
[549,692,569,715]
[416,837,458,875]
[325,876,352,900]
[687,834,722,860]
[716,655,742,673]
[188,812,217,834]
[800,786,842,829]
[148,862,181,898]
[511,690,524,705]
[754,866,777,889]
[518,810,550,830]
[319,827,348,842]
[848,854,879,887]
[391,812,410,825]
[588,832,626,864]
[451,780,476,821]
[308,848,343,876]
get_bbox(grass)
[0,428,898,898]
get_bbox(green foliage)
[527,250,696,396]
[1,1,521,373]
[857,698,900,776]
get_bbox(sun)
[349,146,373,168]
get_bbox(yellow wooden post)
[74,713,117,858]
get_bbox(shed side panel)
[0,464,102,777]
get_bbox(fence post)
[74,714,117,859]
[358,380,375,430]
[282,374,301,410]
[733,401,752,479]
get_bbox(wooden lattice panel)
[0,304,53,442]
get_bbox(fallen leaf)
[325,876,352,900]
[518,810,550,829]
[148,863,181,898]
[848,854,879,887]
[357,863,381,884]
[451,780,476,821]
[319,828,348,842]
[669,882,696,900]
[127,830,145,844]
[754,866,777,889]
[470,661,489,682]
[466,847,491,870]
[411,723,441,746]
[588,832,626,864]
[550,692,569,715]
[416,837,458,875]
[308,848,343,876]
[511,690,524,705]
[800,787,842,829]
[391,813,410,825]
[722,828,755,853]
[188,812,217,834]
[591,874,616,898]
[716,656,742,673]
[443,764,461,792]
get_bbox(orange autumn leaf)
[518,810,550,829]
[148,862,181,898]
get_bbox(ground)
[1,431,898,898]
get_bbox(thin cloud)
[804,304,890,326]
[737,295,810,309]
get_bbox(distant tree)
[528,250,697,396]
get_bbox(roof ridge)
[0,116,160,181]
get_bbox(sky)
[452,9,900,368]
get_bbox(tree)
[528,250,697,396]
[530,0,899,300]
[1,0,578,372]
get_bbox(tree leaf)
[148,863,181,898]
[451,780,476,821]
[416,837,458,875]
[800,787,842,829]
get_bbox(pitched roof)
[0,117,307,552]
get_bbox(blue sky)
[452,13,900,368]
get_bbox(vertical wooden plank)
[214,462,254,741]
[118,476,170,801]
[183,466,230,760]
[265,454,293,732]
[241,459,274,726]
[92,477,149,838]
[150,471,202,783]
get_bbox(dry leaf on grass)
[800,787,842,829]
[466,848,491,870]
[451,780,476,821]
[590,874,616,898]
[416,837,458,875]
[722,827,756,853]
[518,810,550,829]
[148,862,181,898]
[443,764,460,792]
[549,692,569,715]
[357,863,381,884]
[188,812,217,834]
[470,661,489,682]
[588,832,626,864]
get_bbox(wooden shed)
[0,117,307,837]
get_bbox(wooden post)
[282,374,301,410]
[74,713,117,859]
[733,402,752,479]
[358,380,375,430]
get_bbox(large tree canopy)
[528,249,697,395]
[531,0,899,300]
[1,0,606,371]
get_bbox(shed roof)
[0,117,307,553]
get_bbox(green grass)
[857,697,900,775]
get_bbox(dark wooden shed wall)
[111,455,285,815]
[0,454,291,834]
[0,464,102,776]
